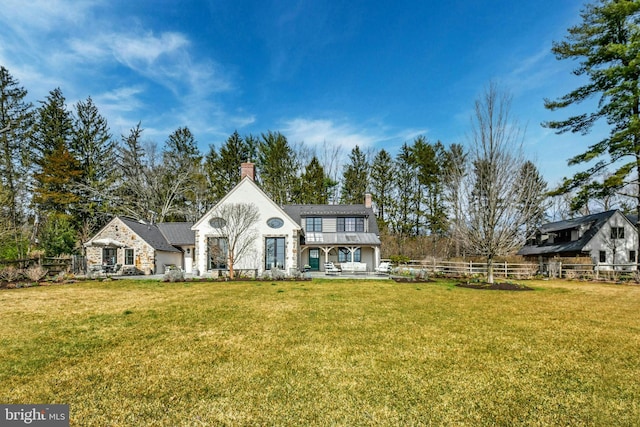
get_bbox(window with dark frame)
[337,217,364,232]
[124,248,134,265]
[611,227,625,239]
[338,247,361,263]
[207,237,228,269]
[265,237,285,270]
[305,217,322,232]
[599,250,606,263]
[630,251,636,263]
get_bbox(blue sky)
[0,0,593,186]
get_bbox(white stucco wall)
[192,178,301,276]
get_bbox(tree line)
[0,64,553,263]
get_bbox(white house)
[86,162,382,276]
[191,163,302,277]
[518,210,638,266]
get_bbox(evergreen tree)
[392,143,419,237]
[32,88,82,217]
[544,0,640,224]
[71,96,116,236]
[257,131,299,205]
[163,126,205,221]
[297,156,335,204]
[113,123,150,220]
[370,149,395,230]
[412,138,448,236]
[518,161,549,240]
[0,66,34,258]
[340,145,369,204]
[205,131,251,203]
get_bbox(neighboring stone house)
[85,217,194,275]
[518,210,638,266]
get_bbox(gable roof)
[156,222,195,246]
[192,176,300,231]
[282,204,380,235]
[518,210,619,256]
[118,217,182,252]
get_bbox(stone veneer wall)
[86,218,157,274]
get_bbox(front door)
[309,248,320,271]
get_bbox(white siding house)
[191,164,301,277]
[518,210,638,267]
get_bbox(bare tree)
[210,202,260,279]
[458,83,544,283]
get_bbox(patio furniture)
[324,262,341,275]
[375,262,391,274]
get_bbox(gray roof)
[518,210,616,256]
[304,232,381,246]
[282,204,380,235]
[119,217,182,253]
[157,222,195,246]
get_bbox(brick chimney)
[364,193,372,208]
[241,162,255,181]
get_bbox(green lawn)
[1,278,639,426]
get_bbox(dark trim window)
[611,227,625,239]
[337,217,364,232]
[599,250,606,263]
[102,248,116,266]
[207,237,228,269]
[265,237,285,270]
[124,248,134,265]
[338,247,361,263]
[556,230,571,243]
[306,217,322,232]
[630,251,636,263]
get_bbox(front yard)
[1,278,638,425]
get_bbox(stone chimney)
[364,193,372,208]
[241,162,255,181]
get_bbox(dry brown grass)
[1,278,639,426]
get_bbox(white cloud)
[282,118,378,152]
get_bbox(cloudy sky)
[0,1,594,185]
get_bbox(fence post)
[469,261,473,275]
[504,261,508,278]
[559,262,563,279]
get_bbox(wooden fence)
[387,259,639,280]
[0,255,85,277]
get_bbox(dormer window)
[306,217,322,232]
[338,217,364,232]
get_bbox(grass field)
[1,278,639,426]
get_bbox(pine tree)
[205,131,251,203]
[0,66,34,258]
[71,96,116,236]
[258,131,299,205]
[163,126,205,221]
[340,145,369,205]
[32,88,82,217]
[297,156,335,204]
[370,149,395,230]
[544,0,640,224]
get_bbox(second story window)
[306,217,322,232]
[338,217,364,232]
[611,227,625,239]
